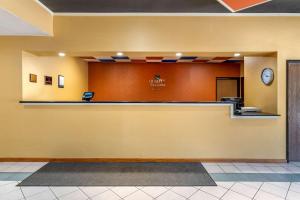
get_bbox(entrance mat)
[18,162,216,186]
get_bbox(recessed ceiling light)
[176,52,182,57]
[58,52,65,57]
[116,52,124,56]
[234,53,241,57]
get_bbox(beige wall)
[0,0,53,35]
[244,57,277,113]
[0,16,295,159]
[22,52,88,101]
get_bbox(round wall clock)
[261,68,274,86]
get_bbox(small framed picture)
[58,75,64,88]
[44,76,52,85]
[29,74,37,83]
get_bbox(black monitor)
[82,92,94,101]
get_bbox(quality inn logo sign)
[149,74,166,90]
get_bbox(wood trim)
[286,60,300,162]
[0,158,287,163]
[287,60,291,162]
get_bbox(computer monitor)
[82,92,94,101]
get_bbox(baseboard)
[0,158,287,163]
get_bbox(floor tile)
[124,190,152,200]
[156,191,185,200]
[92,190,121,200]
[232,163,249,166]
[269,166,292,173]
[171,187,197,198]
[110,187,138,198]
[290,162,300,167]
[0,173,14,181]
[189,190,218,200]
[284,166,300,173]
[268,182,290,189]
[202,163,219,166]
[290,182,300,193]
[216,182,234,189]
[200,186,227,198]
[58,190,88,200]
[50,186,78,197]
[26,189,56,200]
[0,164,11,171]
[19,166,43,173]
[141,187,168,198]
[0,181,16,186]
[218,163,235,166]
[286,190,300,200]
[254,190,284,200]
[221,190,251,200]
[13,162,32,166]
[0,188,24,200]
[234,165,257,173]
[21,186,49,197]
[218,165,240,173]
[260,183,288,198]
[204,165,224,173]
[3,166,27,173]
[193,186,202,189]
[6,172,31,181]
[0,181,19,195]
[240,182,262,189]
[79,187,108,197]
[230,183,258,198]
[252,166,274,173]
[263,163,288,167]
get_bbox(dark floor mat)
[18,162,216,186]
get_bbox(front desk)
[15,99,285,161]
[20,101,280,119]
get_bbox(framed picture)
[44,76,52,85]
[58,75,64,88]
[29,74,37,83]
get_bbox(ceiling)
[80,55,243,64]
[0,8,48,36]
[38,0,300,13]
[29,51,276,58]
[28,51,276,63]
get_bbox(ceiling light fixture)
[116,52,124,56]
[58,52,65,57]
[176,52,182,57]
[234,53,241,57]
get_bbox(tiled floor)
[1,162,300,200]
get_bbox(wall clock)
[261,68,274,86]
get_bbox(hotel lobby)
[1,0,300,200]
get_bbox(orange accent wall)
[221,0,269,11]
[88,62,241,101]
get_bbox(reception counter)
[19,101,280,119]
[15,100,284,161]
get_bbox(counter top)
[19,100,231,104]
[19,101,280,119]
[234,112,281,117]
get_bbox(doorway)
[216,77,241,101]
[287,61,300,161]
